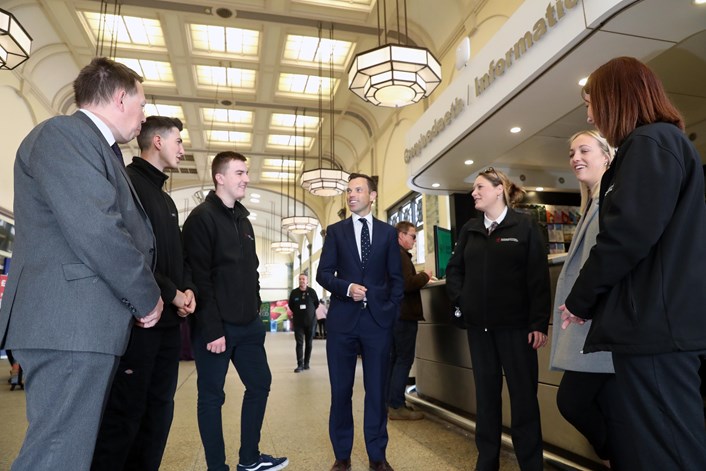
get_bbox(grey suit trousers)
[11,349,118,471]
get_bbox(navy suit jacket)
[317,216,404,333]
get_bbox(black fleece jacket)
[445,209,550,333]
[182,191,260,343]
[126,157,195,329]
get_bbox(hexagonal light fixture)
[0,8,32,70]
[348,44,441,107]
[301,168,350,197]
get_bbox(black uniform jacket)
[126,157,196,329]
[565,122,706,354]
[182,191,261,343]
[445,209,550,333]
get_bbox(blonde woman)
[549,131,632,469]
[446,168,550,471]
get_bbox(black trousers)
[294,316,316,367]
[556,371,634,469]
[467,328,543,471]
[612,350,706,471]
[92,325,181,471]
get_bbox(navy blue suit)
[317,216,403,462]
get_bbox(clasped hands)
[558,304,586,330]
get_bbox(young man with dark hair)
[183,151,288,471]
[92,115,197,470]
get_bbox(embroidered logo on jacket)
[496,237,519,242]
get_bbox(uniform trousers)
[556,371,633,469]
[192,317,271,471]
[293,315,315,367]
[613,350,706,471]
[92,325,181,471]
[467,328,543,471]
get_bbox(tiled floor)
[0,333,527,471]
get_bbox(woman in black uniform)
[446,168,550,471]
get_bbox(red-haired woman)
[561,56,706,469]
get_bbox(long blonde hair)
[569,130,615,213]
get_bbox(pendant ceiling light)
[348,0,441,107]
[271,162,298,254]
[0,8,32,70]
[301,23,349,196]
[282,109,319,235]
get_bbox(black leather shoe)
[330,458,351,471]
[294,366,304,373]
[369,460,394,471]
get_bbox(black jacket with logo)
[565,122,706,354]
[182,191,260,343]
[446,209,550,333]
[126,157,195,329]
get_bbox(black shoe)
[294,366,304,373]
[303,364,310,370]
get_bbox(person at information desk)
[445,167,550,471]
[560,56,706,470]
[549,130,634,470]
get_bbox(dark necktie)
[360,218,371,268]
[487,221,498,235]
[111,142,124,166]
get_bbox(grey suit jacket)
[549,199,614,373]
[0,112,160,356]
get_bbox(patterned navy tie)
[360,218,371,268]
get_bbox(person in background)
[549,130,633,469]
[0,57,163,471]
[317,173,404,471]
[387,221,432,421]
[288,273,319,373]
[183,151,288,471]
[315,299,328,339]
[560,56,706,470]
[445,168,550,471]
[92,116,197,471]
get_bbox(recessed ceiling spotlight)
[578,77,588,86]
[250,193,261,198]
[431,183,441,188]
[249,198,260,204]
[536,187,544,192]
[248,212,257,219]
[464,159,474,165]
[510,127,521,134]
[694,0,705,5]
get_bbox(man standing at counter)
[387,221,432,420]
[317,173,404,471]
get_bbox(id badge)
[300,304,306,310]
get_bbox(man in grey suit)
[0,57,163,471]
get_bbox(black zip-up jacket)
[126,157,195,329]
[182,191,260,343]
[565,122,706,354]
[445,209,550,333]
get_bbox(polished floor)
[0,332,529,471]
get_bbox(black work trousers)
[294,316,316,367]
[467,328,543,471]
[92,325,181,471]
